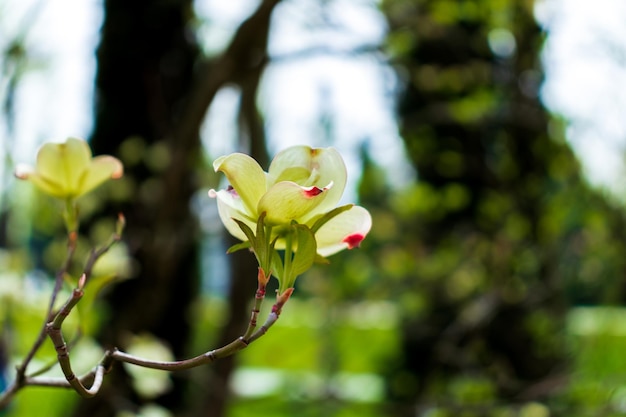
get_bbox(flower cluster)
[15,138,372,297]
[209,145,372,293]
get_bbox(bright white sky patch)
[200,0,413,199]
[0,0,101,163]
[194,0,259,56]
[538,0,626,194]
[269,0,386,53]
[2,0,626,200]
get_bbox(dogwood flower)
[209,145,372,258]
[15,137,123,200]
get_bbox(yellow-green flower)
[209,145,371,257]
[15,137,123,199]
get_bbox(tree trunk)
[73,0,201,414]
[383,0,570,407]
[73,0,281,415]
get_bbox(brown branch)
[0,236,75,409]
[0,220,123,408]
[23,365,108,393]
[2,286,289,402]
[107,289,289,371]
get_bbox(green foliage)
[228,398,385,417]
[373,0,626,412]
[219,298,399,415]
[11,387,78,417]
[235,298,400,374]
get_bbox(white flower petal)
[269,146,347,216]
[213,153,267,217]
[314,206,372,257]
[258,181,331,225]
[211,188,256,241]
[78,155,124,196]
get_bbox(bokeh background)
[2,0,626,416]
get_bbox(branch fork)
[0,225,292,408]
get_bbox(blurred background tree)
[72,0,201,414]
[379,0,626,414]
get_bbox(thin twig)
[46,278,95,396]
[0,221,123,407]
[23,365,107,395]
[14,232,77,380]
[0,213,291,405]
[0,232,76,409]
[106,288,293,372]
[1,284,293,407]
[248,288,292,343]
[242,269,268,340]
[83,214,124,284]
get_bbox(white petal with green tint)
[211,189,256,242]
[213,153,267,216]
[314,206,372,257]
[269,146,347,218]
[36,137,93,195]
[258,181,331,225]
[15,164,66,197]
[268,145,320,184]
[34,142,70,194]
[63,137,93,193]
[311,150,346,215]
[79,155,124,196]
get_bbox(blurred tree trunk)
[72,0,280,416]
[73,0,201,415]
[383,0,573,409]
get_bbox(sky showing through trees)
[4,0,626,194]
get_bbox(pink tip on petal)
[302,186,324,198]
[208,189,218,198]
[226,185,239,197]
[14,164,32,179]
[302,181,333,198]
[343,233,365,249]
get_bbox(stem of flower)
[247,287,293,343]
[63,198,79,235]
[262,223,273,274]
[27,327,83,379]
[242,269,267,340]
[281,232,293,293]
